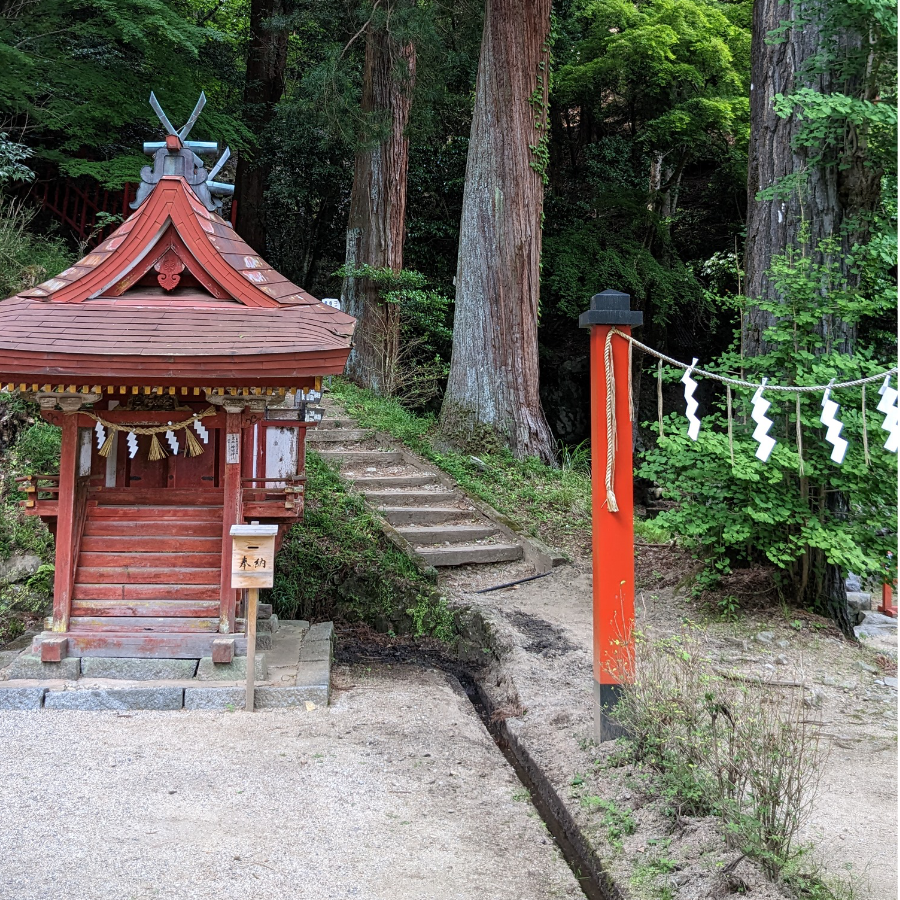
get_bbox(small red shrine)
[0,95,355,662]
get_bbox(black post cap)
[578,289,644,328]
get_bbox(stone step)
[396,524,499,544]
[350,474,438,489]
[381,507,475,525]
[416,543,523,567]
[316,450,404,465]
[308,429,374,442]
[321,419,357,428]
[364,490,459,507]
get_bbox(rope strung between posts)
[82,406,218,459]
[611,328,898,392]
[599,329,898,514]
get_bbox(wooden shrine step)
[80,535,221,553]
[75,567,220,586]
[79,552,221,569]
[88,506,223,519]
[416,543,523,566]
[73,584,220,601]
[69,616,220,633]
[34,632,249,659]
[83,520,222,537]
[72,599,219,617]
[91,489,224,506]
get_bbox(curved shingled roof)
[0,176,355,385]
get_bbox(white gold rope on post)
[603,329,619,513]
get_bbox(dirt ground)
[0,668,580,900]
[442,555,898,900]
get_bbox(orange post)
[580,290,643,742]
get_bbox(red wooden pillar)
[580,290,643,742]
[219,409,244,634]
[51,414,80,633]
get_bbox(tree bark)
[233,0,289,254]
[743,0,879,356]
[743,0,883,638]
[342,25,416,393]
[439,0,556,463]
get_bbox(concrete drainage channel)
[336,628,618,900]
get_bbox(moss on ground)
[269,452,454,640]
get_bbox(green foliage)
[640,228,897,608]
[0,0,250,186]
[580,795,637,848]
[0,201,73,300]
[269,452,450,638]
[330,379,592,554]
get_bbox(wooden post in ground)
[51,413,79,633]
[245,587,259,711]
[220,409,244,634]
[579,290,643,742]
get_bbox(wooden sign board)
[230,523,278,589]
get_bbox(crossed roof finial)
[150,91,207,141]
[132,92,234,214]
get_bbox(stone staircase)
[308,406,536,570]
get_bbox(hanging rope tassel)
[627,337,634,423]
[148,433,168,461]
[603,329,619,513]
[657,359,665,438]
[97,429,116,458]
[183,426,205,457]
[795,394,805,477]
[726,384,735,467]
[862,383,870,467]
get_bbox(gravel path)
[0,667,579,900]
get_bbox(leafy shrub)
[639,233,898,625]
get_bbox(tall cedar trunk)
[342,27,416,393]
[743,0,881,637]
[233,0,288,254]
[439,0,555,463]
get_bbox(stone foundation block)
[196,655,267,682]
[306,622,334,644]
[0,687,46,709]
[295,660,330,688]
[299,640,332,662]
[7,654,80,681]
[254,685,329,708]
[44,688,184,711]
[184,687,245,711]
[80,657,199,681]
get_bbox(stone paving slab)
[0,687,46,710]
[44,688,184,711]
[184,687,246,711]
[295,659,329,688]
[196,655,267,681]
[299,640,332,662]
[7,654,80,681]
[80,657,198,681]
[255,685,329,708]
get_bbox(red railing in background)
[38,175,138,244]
